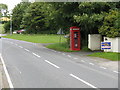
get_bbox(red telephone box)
[70,26,80,51]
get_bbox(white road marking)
[0,54,14,88]
[70,74,97,88]
[10,42,13,44]
[89,63,94,65]
[24,49,30,52]
[68,55,71,57]
[74,58,78,59]
[15,44,18,46]
[100,66,106,69]
[44,47,48,49]
[113,71,119,74]
[45,60,60,69]
[32,53,41,58]
[81,60,85,62]
[19,46,23,48]
[14,66,22,74]
[62,53,65,55]
[43,47,47,49]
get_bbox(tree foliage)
[0,3,8,17]
[4,2,120,39]
[4,21,10,33]
[99,9,120,38]
[12,2,30,30]
[21,2,45,34]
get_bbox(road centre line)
[15,44,18,46]
[81,60,85,62]
[24,49,30,52]
[89,63,94,65]
[10,42,13,44]
[43,47,47,49]
[32,53,41,58]
[62,53,66,55]
[100,66,106,69]
[67,55,71,57]
[0,54,14,88]
[19,46,23,48]
[113,71,119,74]
[74,58,78,59]
[70,74,97,88]
[45,60,60,69]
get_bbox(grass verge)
[81,46,91,52]
[88,52,120,61]
[46,42,76,52]
[3,34,66,43]
[46,43,91,52]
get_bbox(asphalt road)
[0,38,119,89]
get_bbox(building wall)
[88,34,101,51]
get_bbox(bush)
[4,21,10,33]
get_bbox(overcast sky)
[0,0,22,11]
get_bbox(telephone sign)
[70,26,81,51]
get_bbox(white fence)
[88,34,120,53]
[104,37,120,53]
[88,34,101,51]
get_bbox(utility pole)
[9,10,12,35]
[10,15,12,35]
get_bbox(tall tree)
[41,2,79,31]
[99,9,120,38]
[12,2,30,30]
[21,2,45,34]
[73,2,119,45]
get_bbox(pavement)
[42,43,119,71]
[0,38,119,89]
[69,51,119,71]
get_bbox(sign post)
[57,28,64,43]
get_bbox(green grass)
[3,34,75,52]
[46,42,77,52]
[3,34,91,52]
[3,34,67,43]
[47,43,92,52]
[81,46,91,52]
[0,24,5,34]
[88,52,120,61]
